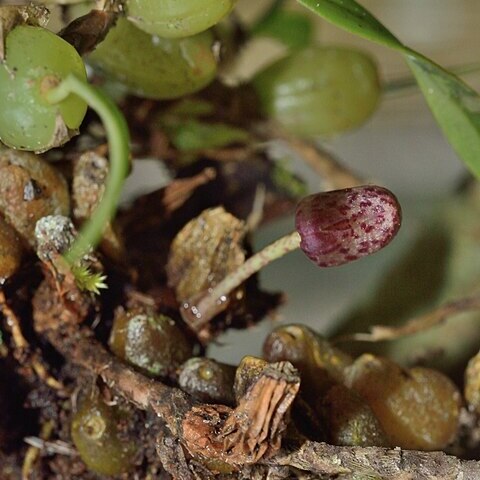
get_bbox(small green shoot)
[71,264,108,295]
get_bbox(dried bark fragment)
[156,430,197,480]
[33,273,90,336]
[33,216,95,332]
[183,361,300,467]
[120,167,216,232]
[0,149,70,247]
[162,167,217,212]
[181,404,234,472]
[275,441,480,480]
[167,206,247,319]
[72,150,124,260]
[0,216,23,280]
[222,361,300,464]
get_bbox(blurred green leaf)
[272,159,308,198]
[169,120,249,152]
[297,0,480,179]
[252,8,314,50]
[167,98,215,118]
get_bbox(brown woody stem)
[33,273,480,479]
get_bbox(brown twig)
[32,277,480,479]
[274,441,480,480]
[336,294,480,343]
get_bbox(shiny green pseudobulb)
[0,26,87,151]
[320,384,389,447]
[109,309,192,377]
[178,357,236,405]
[253,46,380,138]
[71,394,137,476]
[263,324,353,400]
[88,18,217,100]
[127,0,237,38]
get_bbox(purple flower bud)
[295,185,401,267]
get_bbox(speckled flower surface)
[295,185,402,267]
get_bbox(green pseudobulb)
[109,309,192,377]
[127,0,238,38]
[71,394,137,476]
[0,26,87,151]
[88,18,217,100]
[253,46,380,138]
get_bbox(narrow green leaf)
[297,0,402,50]
[296,0,480,179]
[407,55,480,179]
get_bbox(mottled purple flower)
[295,185,402,267]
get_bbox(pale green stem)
[384,62,480,96]
[187,230,301,330]
[45,74,130,265]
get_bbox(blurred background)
[103,0,480,367]
[204,0,480,365]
